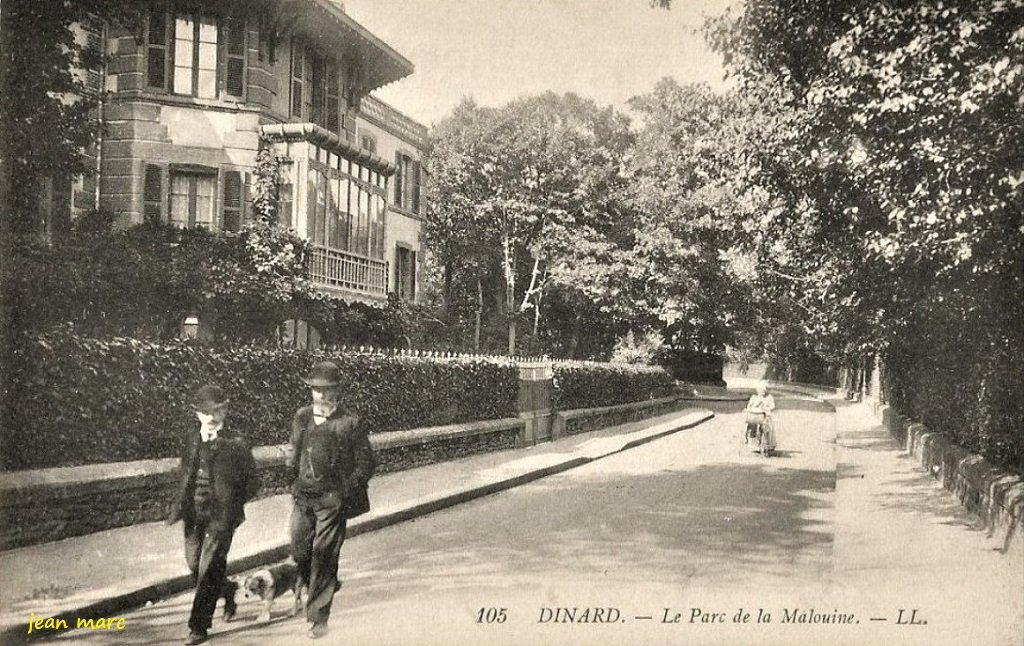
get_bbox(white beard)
[312,403,337,418]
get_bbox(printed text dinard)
[528,607,927,625]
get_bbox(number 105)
[476,607,508,623]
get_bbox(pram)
[744,411,775,457]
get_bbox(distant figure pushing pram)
[744,383,777,456]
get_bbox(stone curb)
[0,410,713,644]
[869,402,1024,559]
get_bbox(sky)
[342,0,736,127]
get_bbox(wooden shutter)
[146,10,169,90]
[224,17,246,98]
[408,249,417,300]
[222,170,242,231]
[326,64,340,133]
[143,164,163,223]
[411,160,422,214]
[394,152,403,205]
[290,42,303,117]
[310,54,325,128]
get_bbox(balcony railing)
[308,245,388,299]
[360,94,429,149]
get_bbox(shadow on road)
[345,460,836,611]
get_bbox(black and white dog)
[240,560,305,623]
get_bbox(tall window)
[147,10,245,99]
[290,43,305,117]
[290,43,342,133]
[172,13,217,98]
[334,178,351,250]
[170,172,215,228]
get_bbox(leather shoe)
[184,631,208,645]
[308,622,329,639]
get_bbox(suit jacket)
[168,426,260,531]
[288,406,376,518]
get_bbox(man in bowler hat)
[168,384,259,645]
[288,361,376,639]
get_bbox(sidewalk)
[0,407,714,644]
[829,399,1024,645]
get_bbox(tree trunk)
[474,276,483,351]
[502,224,516,355]
[533,284,543,337]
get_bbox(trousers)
[290,497,348,624]
[184,516,237,632]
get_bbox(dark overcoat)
[168,427,260,531]
[288,406,375,518]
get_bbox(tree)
[427,93,634,355]
[0,0,135,240]
[692,0,1024,471]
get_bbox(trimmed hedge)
[553,361,676,411]
[2,332,680,471]
[3,331,518,471]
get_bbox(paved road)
[44,399,1022,646]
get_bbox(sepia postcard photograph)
[0,0,1021,645]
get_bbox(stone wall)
[870,400,1024,560]
[0,418,523,551]
[0,394,699,551]
[552,396,688,438]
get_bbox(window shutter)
[326,64,340,133]
[143,164,163,223]
[146,11,168,90]
[290,42,303,117]
[412,160,422,214]
[310,54,325,127]
[394,152,403,205]
[224,17,246,98]
[409,250,417,300]
[223,170,242,231]
[242,172,251,225]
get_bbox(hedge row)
[552,361,677,411]
[3,331,518,471]
[2,332,680,471]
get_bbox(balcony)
[308,245,388,301]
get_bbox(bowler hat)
[193,384,229,413]
[302,361,343,387]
